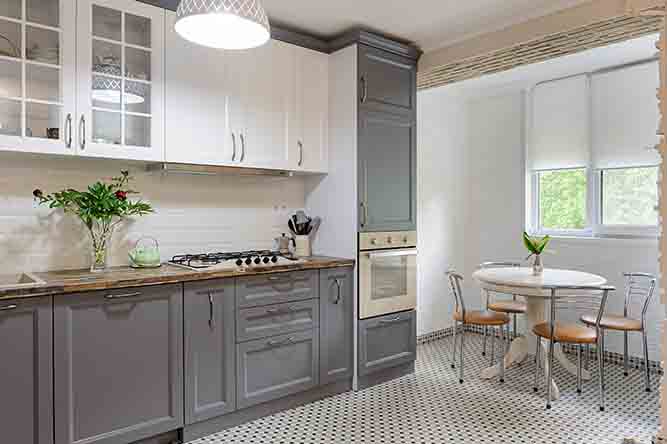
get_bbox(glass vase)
[532,254,543,276]
[87,219,115,272]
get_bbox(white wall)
[0,153,305,274]
[417,85,662,360]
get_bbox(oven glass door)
[360,248,417,319]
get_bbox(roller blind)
[591,61,661,169]
[529,75,590,170]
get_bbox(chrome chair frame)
[532,284,614,411]
[447,270,509,384]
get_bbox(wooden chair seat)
[533,322,597,344]
[580,314,642,332]
[454,310,509,326]
[488,300,527,314]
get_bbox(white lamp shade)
[175,0,270,50]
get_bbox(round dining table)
[472,267,607,400]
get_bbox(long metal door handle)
[208,292,215,329]
[231,133,236,161]
[104,292,141,300]
[0,304,18,311]
[360,76,368,103]
[331,279,342,304]
[297,141,303,167]
[65,113,73,148]
[360,202,368,228]
[268,336,295,347]
[79,115,86,150]
[239,134,245,162]
[380,316,402,324]
[368,248,418,259]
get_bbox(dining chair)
[479,261,527,353]
[532,284,615,411]
[446,270,510,384]
[580,272,656,392]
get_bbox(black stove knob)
[245,258,252,265]
[254,257,261,264]
[263,256,270,264]
[235,259,243,266]
[271,256,278,263]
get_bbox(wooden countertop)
[0,256,355,301]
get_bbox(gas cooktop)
[168,250,304,271]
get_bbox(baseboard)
[417,327,664,375]
[181,379,352,442]
[357,361,416,391]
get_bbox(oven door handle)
[367,248,417,259]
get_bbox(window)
[601,166,658,226]
[538,169,587,231]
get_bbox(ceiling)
[261,0,592,52]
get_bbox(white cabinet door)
[165,11,233,166]
[0,0,76,155]
[76,0,164,161]
[229,40,293,170]
[291,47,328,173]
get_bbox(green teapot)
[128,236,161,268]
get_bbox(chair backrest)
[446,270,466,317]
[543,285,616,335]
[623,272,656,329]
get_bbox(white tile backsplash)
[0,153,305,273]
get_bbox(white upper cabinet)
[0,0,76,155]
[165,11,233,166]
[76,0,164,161]
[291,47,328,173]
[227,40,294,169]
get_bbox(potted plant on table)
[33,171,153,272]
[523,231,550,276]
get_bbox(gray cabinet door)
[358,44,416,116]
[184,279,236,425]
[358,310,416,376]
[54,284,184,444]
[0,296,53,444]
[319,267,353,385]
[237,299,319,342]
[236,271,319,309]
[358,110,417,232]
[237,329,318,409]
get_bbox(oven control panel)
[359,231,417,251]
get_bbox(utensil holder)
[295,235,311,257]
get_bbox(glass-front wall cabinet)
[0,0,75,154]
[76,0,164,161]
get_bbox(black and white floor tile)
[190,334,659,444]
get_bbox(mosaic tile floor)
[190,334,659,444]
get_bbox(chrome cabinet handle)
[297,141,303,167]
[231,133,236,161]
[65,113,73,148]
[79,115,86,150]
[0,304,18,311]
[266,306,296,315]
[239,133,245,162]
[104,292,141,300]
[380,316,402,324]
[268,336,295,347]
[208,292,215,329]
[360,202,368,227]
[331,279,342,304]
[360,76,368,103]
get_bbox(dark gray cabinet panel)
[237,329,319,409]
[319,267,353,385]
[0,296,53,444]
[358,44,416,115]
[236,271,318,309]
[237,299,319,342]
[358,310,416,376]
[359,110,417,232]
[184,279,236,425]
[54,284,184,444]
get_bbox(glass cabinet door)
[0,0,75,154]
[76,0,164,161]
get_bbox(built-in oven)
[359,231,417,319]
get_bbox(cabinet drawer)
[236,270,318,309]
[237,329,318,409]
[358,310,416,376]
[237,299,319,342]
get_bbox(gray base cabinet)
[54,284,184,444]
[184,279,236,425]
[0,296,53,444]
[319,267,353,384]
[358,310,416,376]
[237,329,319,409]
